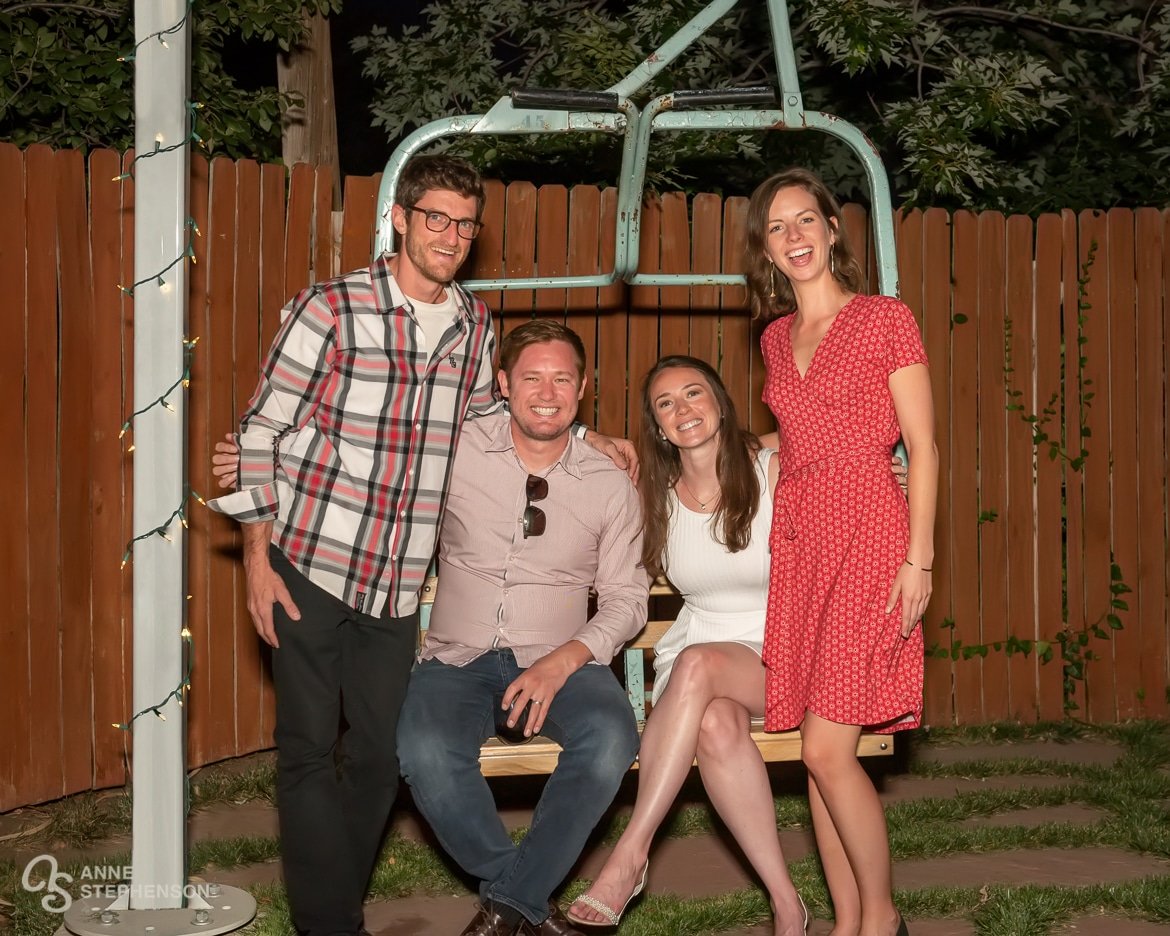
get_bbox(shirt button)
[414,422,421,430]
[408,469,414,476]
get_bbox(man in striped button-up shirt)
[211,155,501,936]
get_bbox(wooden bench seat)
[418,576,894,776]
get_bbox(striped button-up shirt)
[209,253,499,618]
[422,411,648,667]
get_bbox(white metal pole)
[128,0,190,909]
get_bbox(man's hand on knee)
[501,640,593,738]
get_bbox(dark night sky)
[329,0,415,178]
[230,1,426,177]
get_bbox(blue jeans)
[398,649,639,924]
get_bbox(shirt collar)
[484,414,585,480]
[371,252,487,327]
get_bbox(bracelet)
[904,559,933,572]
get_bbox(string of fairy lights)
[113,0,203,733]
[111,627,195,731]
[117,219,200,297]
[117,0,194,61]
[112,103,206,184]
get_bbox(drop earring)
[830,245,836,276]
[768,263,777,300]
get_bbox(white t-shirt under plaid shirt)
[210,253,500,618]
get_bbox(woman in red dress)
[748,169,938,936]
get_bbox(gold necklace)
[677,475,720,510]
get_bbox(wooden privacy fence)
[1,142,1168,811]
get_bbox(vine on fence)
[1057,562,1133,712]
[1002,240,1097,470]
[929,239,1134,714]
[927,562,1132,713]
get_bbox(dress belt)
[776,446,892,541]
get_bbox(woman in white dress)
[567,355,808,936]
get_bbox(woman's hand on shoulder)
[584,429,640,483]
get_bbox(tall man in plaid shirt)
[210,155,503,936]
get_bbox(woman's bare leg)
[800,712,900,936]
[807,772,860,935]
[697,696,805,936]
[569,644,773,924]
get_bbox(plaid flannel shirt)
[209,253,500,618]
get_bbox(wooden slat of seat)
[477,726,893,777]
[479,737,567,777]
[626,619,673,650]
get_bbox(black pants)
[269,547,417,936]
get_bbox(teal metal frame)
[373,0,898,298]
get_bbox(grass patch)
[189,761,277,809]
[190,836,282,874]
[886,784,1085,825]
[892,818,1115,860]
[608,889,771,936]
[915,720,1093,745]
[1,853,138,936]
[39,791,132,849]
[964,877,1170,935]
[2,858,59,936]
[234,882,291,936]
[909,756,1089,780]
[1098,719,1170,759]
[598,794,810,849]
[366,834,465,899]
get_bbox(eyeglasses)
[522,474,548,538]
[407,205,483,240]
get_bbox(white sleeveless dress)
[652,448,774,703]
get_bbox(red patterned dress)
[760,293,926,733]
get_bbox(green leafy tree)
[353,0,1170,211]
[0,0,341,160]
